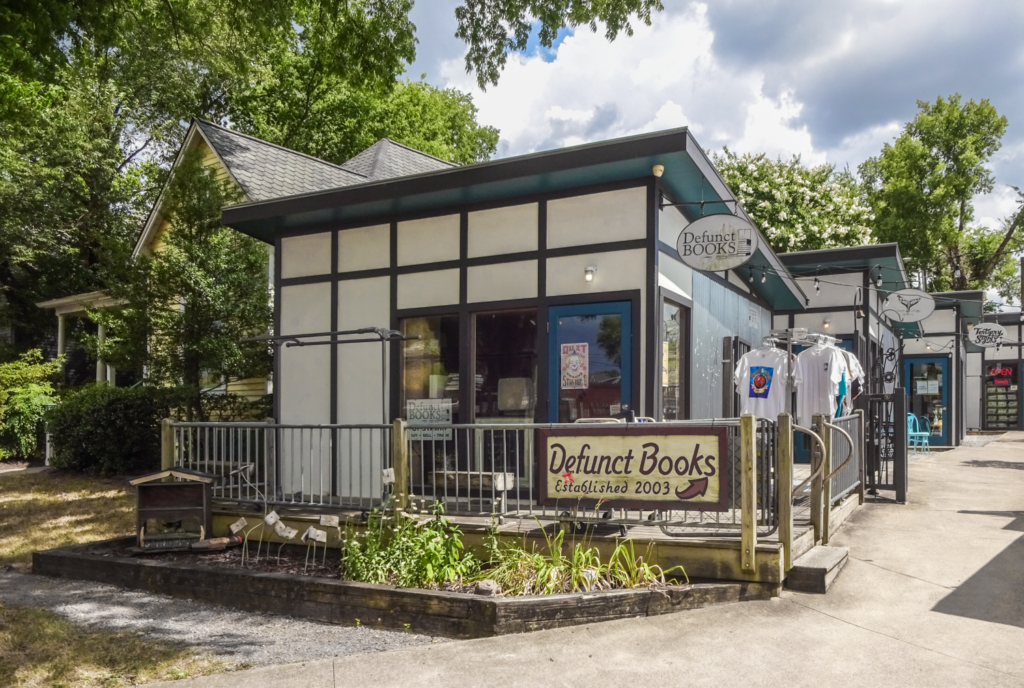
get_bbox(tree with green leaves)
[860,94,1015,296]
[456,0,664,88]
[1,0,662,356]
[713,149,874,254]
[95,150,271,420]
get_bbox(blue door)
[548,302,631,423]
[903,357,949,446]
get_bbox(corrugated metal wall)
[690,271,771,418]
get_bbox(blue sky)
[407,1,1024,230]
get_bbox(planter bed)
[33,537,773,638]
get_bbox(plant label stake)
[320,515,341,567]
[230,517,250,564]
[273,519,298,564]
[255,511,280,563]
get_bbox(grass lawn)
[0,602,227,687]
[0,471,232,686]
[0,471,134,568]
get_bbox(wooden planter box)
[33,537,772,639]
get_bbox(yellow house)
[38,119,457,403]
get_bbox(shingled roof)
[340,138,457,181]
[196,120,366,201]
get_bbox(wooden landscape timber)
[202,511,787,589]
[33,537,775,638]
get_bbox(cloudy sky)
[408,1,1024,230]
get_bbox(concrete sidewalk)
[164,435,1024,687]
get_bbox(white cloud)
[438,3,878,168]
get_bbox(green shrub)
[46,385,177,476]
[46,385,270,475]
[341,502,479,588]
[0,350,60,461]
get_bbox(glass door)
[903,357,949,446]
[548,302,631,423]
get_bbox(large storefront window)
[661,301,688,420]
[474,310,537,421]
[984,362,1020,430]
[400,315,461,423]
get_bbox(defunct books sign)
[675,214,757,272]
[538,426,729,511]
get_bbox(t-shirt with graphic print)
[733,348,790,419]
[794,345,846,426]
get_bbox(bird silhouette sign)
[882,288,935,323]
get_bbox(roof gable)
[340,138,456,181]
[195,120,366,201]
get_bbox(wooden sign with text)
[538,425,729,511]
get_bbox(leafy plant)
[340,501,479,588]
[474,520,686,596]
[0,350,60,461]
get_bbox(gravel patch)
[0,571,448,668]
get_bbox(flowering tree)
[712,148,873,254]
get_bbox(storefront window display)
[984,362,1020,430]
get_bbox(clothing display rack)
[760,327,838,416]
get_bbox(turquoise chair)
[907,414,929,452]
[917,416,932,452]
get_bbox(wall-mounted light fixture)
[823,317,831,329]
[652,164,664,178]
[584,265,597,282]
[926,343,932,350]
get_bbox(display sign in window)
[985,362,1019,429]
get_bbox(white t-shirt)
[794,345,846,426]
[734,348,790,419]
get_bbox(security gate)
[865,392,907,502]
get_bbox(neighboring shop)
[903,291,984,446]
[967,312,1024,432]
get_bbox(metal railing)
[827,413,863,503]
[169,421,391,510]
[404,417,779,538]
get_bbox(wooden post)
[810,413,824,544]
[821,415,833,545]
[740,414,757,573]
[777,413,794,571]
[856,409,867,505]
[160,418,174,483]
[392,418,409,510]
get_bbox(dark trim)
[779,243,903,265]
[775,305,860,315]
[389,221,399,422]
[273,238,282,422]
[265,179,652,240]
[224,130,688,227]
[658,286,693,309]
[645,181,658,417]
[536,201,548,422]
[659,287,692,421]
[279,238,649,288]
[330,230,338,425]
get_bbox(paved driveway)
[166,435,1024,687]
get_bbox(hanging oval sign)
[968,322,1007,348]
[881,288,936,323]
[675,214,758,272]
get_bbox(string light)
[761,270,766,283]
[814,277,820,296]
